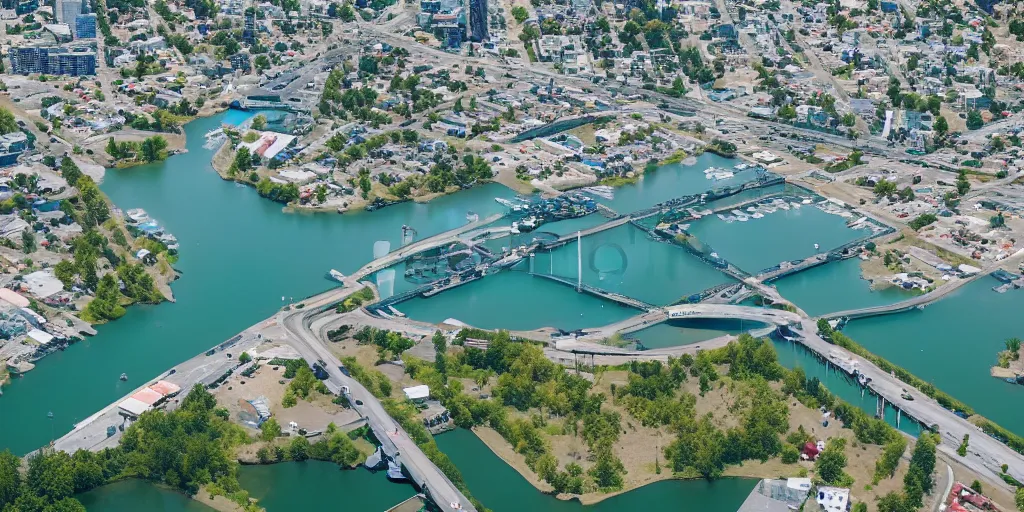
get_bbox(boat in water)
[119,373,128,381]
[327,269,345,283]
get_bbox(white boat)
[328,269,345,283]
[791,202,802,209]
[802,198,813,204]
[125,209,150,224]
[751,212,764,219]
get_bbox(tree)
[934,115,948,136]
[139,136,168,162]
[877,492,915,512]
[1016,487,1024,512]
[0,450,20,509]
[904,433,937,506]
[777,104,797,120]
[589,443,626,491]
[105,137,121,159]
[261,418,282,441]
[511,5,528,22]
[453,97,464,113]
[239,352,252,364]
[21,229,35,254]
[60,156,82,186]
[815,438,849,485]
[842,113,856,127]
[0,107,17,135]
[1006,338,1021,355]
[873,179,897,198]
[956,170,971,195]
[251,114,267,131]
[966,110,984,130]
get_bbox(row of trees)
[105,136,169,164]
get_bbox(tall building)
[468,0,487,42]
[242,9,256,44]
[56,0,82,25]
[9,45,96,76]
[74,13,96,38]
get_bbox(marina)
[5,111,1024,512]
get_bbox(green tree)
[139,136,168,162]
[251,114,267,131]
[815,438,849,485]
[21,229,35,254]
[589,443,626,491]
[903,433,937,507]
[60,156,82,186]
[966,110,984,130]
[777,104,797,120]
[511,5,528,22]
[873,179,897,197]
[0,107,18,135]
[261,418,282,441]
[453,97,464,113]
[934,115,948,136]
[0,449,21,509]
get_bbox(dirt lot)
[212,361,360,436]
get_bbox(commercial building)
[74,13,96,38]
[9,45,97,76]
[55,0,83,25]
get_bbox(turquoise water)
[687,205,866,274]
[843,278,1024,436]
[630,320,749,349]
[0,113,515,455]
[78,480,213,511]
[540,224,734,306]
[238,461,417,511]
[773,258,909,317]
[399,271,637,331]
[601,155,751,213]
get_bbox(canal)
[13,111,1017,510]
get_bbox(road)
[350,213,507,280]
[793,319,1024,492]
[279,287,476,512]
[665,303,802,325]
[818,264,1003,320]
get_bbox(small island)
[991,337,1024,382]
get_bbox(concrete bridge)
[280,286,477,512]
[818,268,998,321]
[351,214,508,280]
[664,303,801,326]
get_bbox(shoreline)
[468,425,775,506]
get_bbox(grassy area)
[902,232,975,267]
[599,175,640,187]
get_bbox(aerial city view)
[2,0,1024,509]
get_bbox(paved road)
[280,287,476,512]
[818,265,1004,320]
[665,303,802,325]
[794,319,1024,490]
[350,214,507,280]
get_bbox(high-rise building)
[9,45,96,76]
[74,13,96,38]
[56,0,82,25]
[468,0,487,42]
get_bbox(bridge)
[529,272,659,311]
[351,214,509,280]
[664,303,801,326]
[818,267,999,321]
[280,286,477,512]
